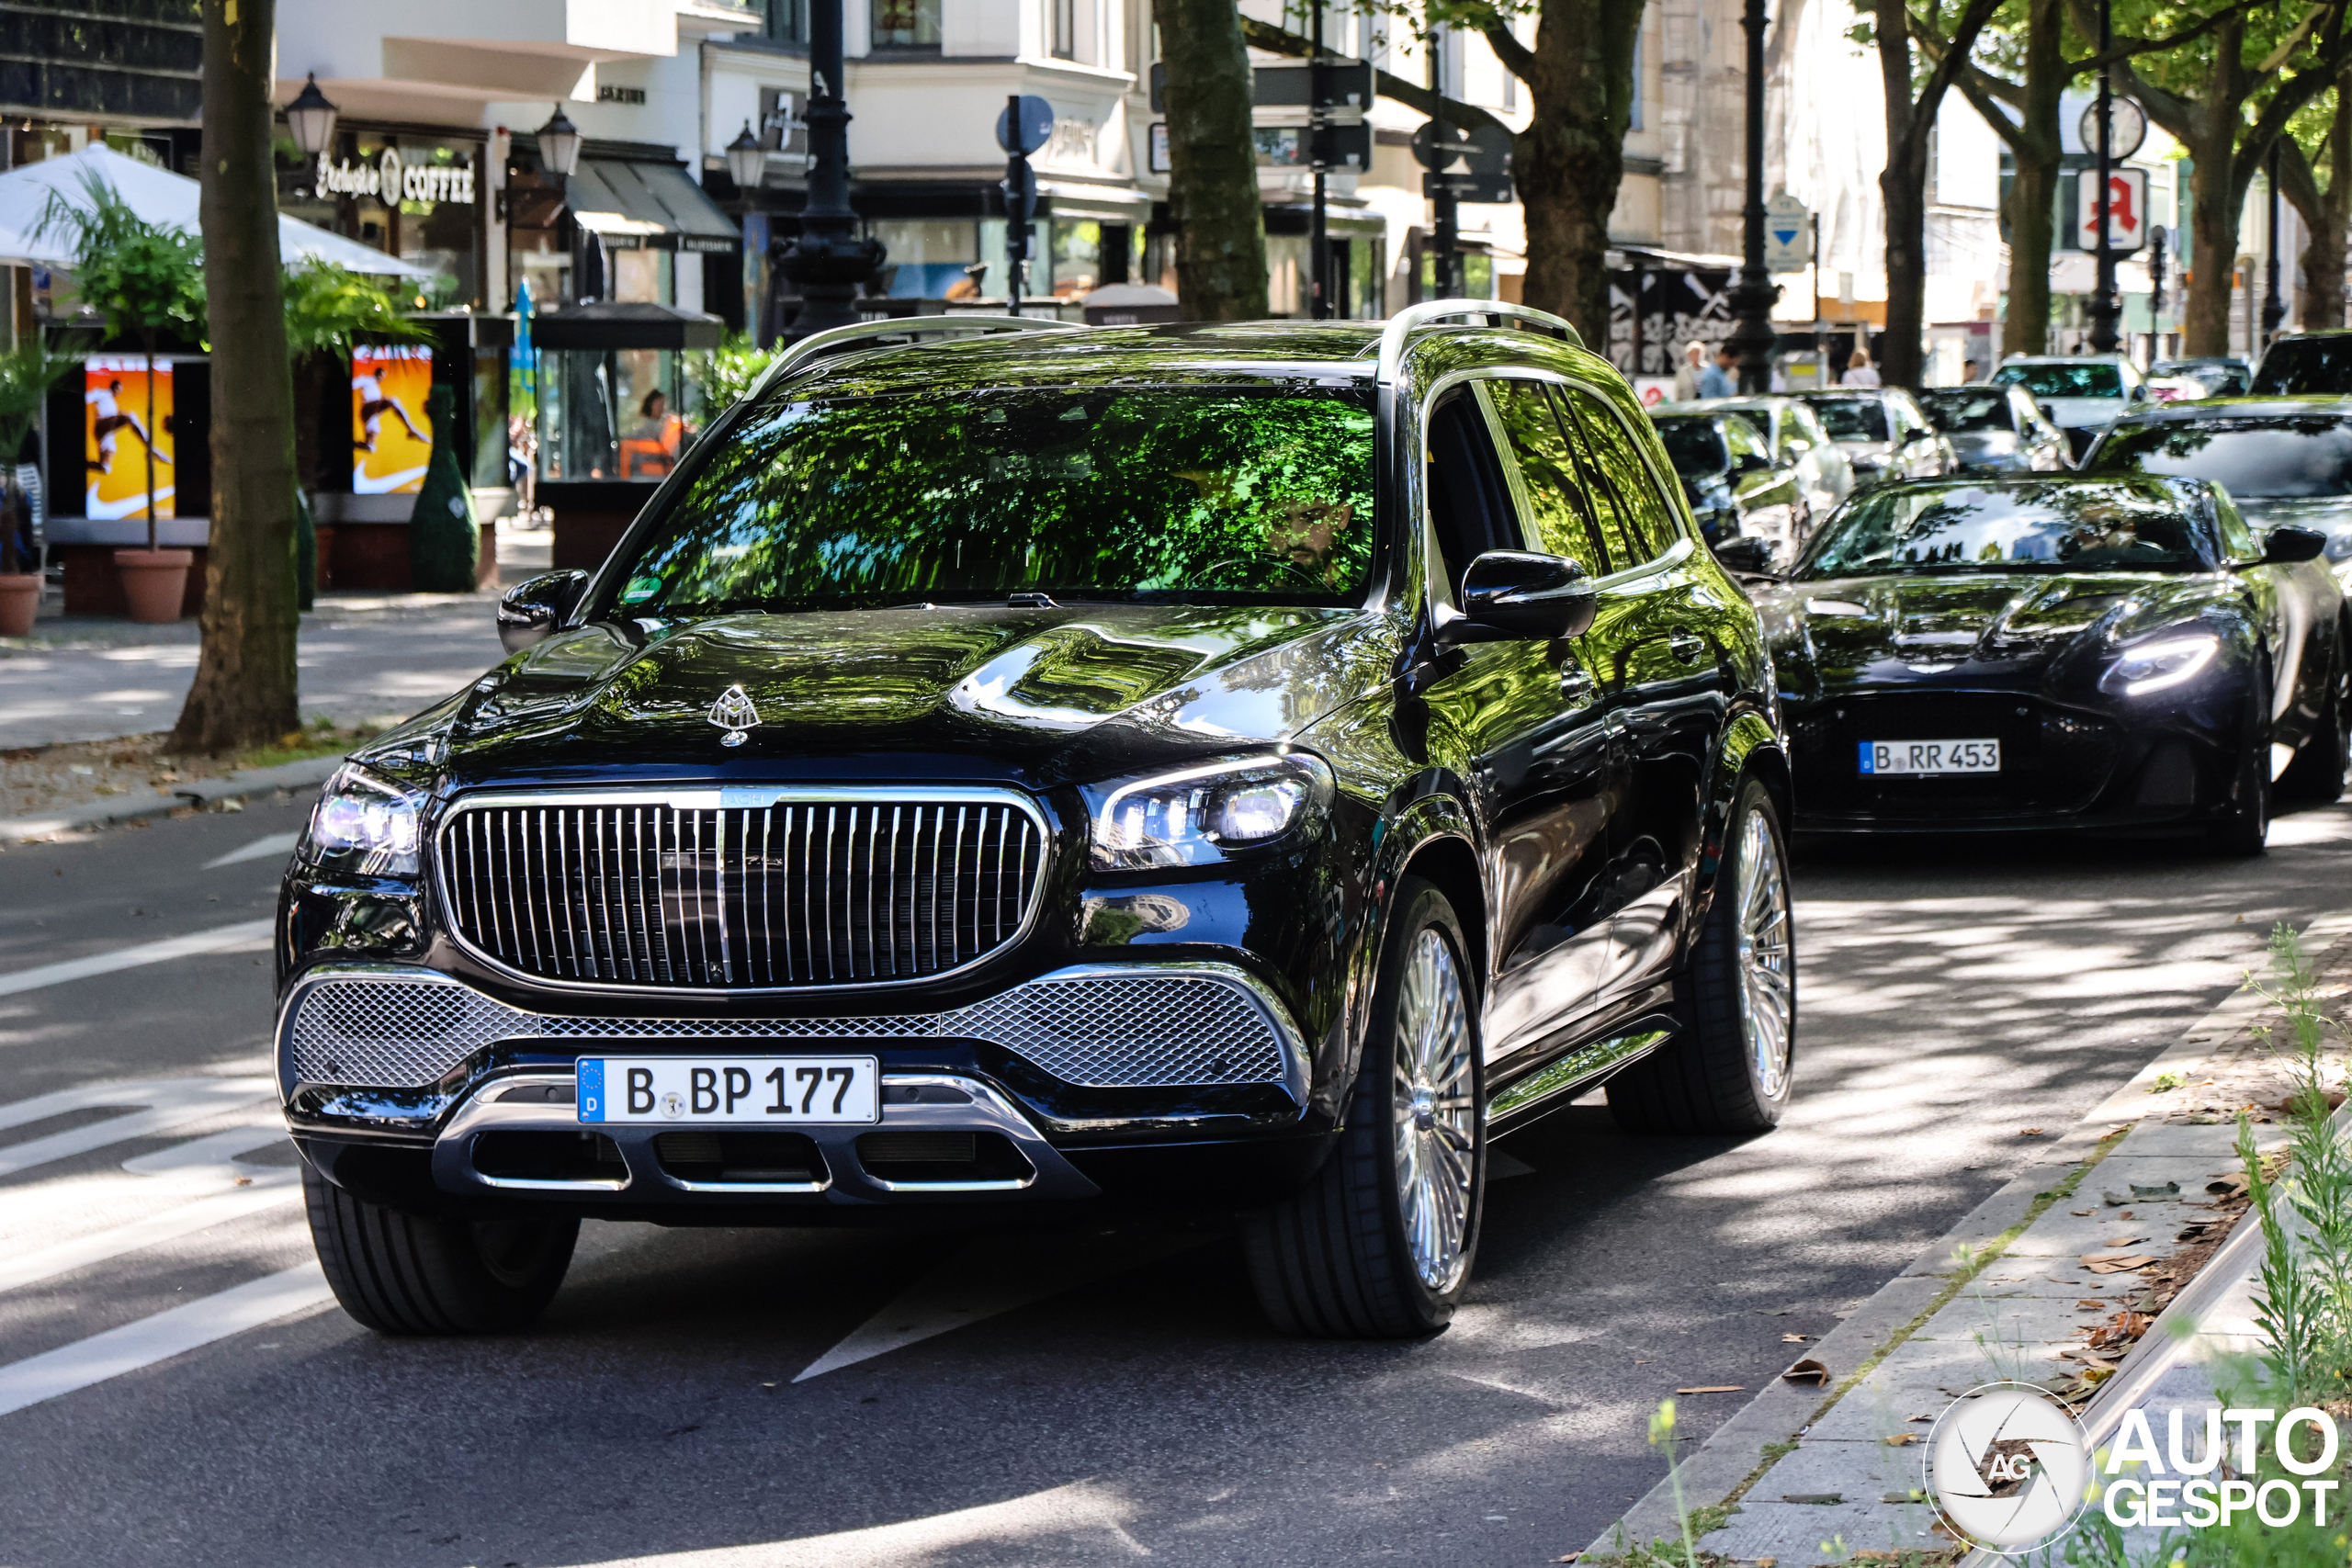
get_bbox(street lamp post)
[2086,0,2121,354]
[1725,0,1780,393]
[777,0,885,339]
[2262,141,2287,349]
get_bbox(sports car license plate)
[576,1056,880,1124]
[1859,739,2000,775]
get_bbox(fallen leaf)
[1676,1384,1746,1394]
[2018,1127,2045,1135]
[1781,1359,1830,1385]
[2070,1208,2095,1216]
[233,1175,252,1188]
[1757,1307,1794,1316]
[1781,1492,1843,1505]
[1884,1433,1919,1447]
[2082,1253,2158,1273]
[2120,1211,2136,1220]
[2075,1299,2107,1310]
[1908,1413,1936,1422]
[1781,1332,1810,1342]
[2103,1235,2146,1247]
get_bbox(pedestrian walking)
[1842,349,1881,387]
[1698,344,1737,399]
[1672,340,1709,402]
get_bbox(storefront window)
[276,130,483,310]
[1048,220,1100,298]
[870,0,940,47]
[611,247,673,305]
[537,349,707,483]
[872,220,978,299]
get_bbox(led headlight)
[304,762,425,875]
[1086,753,1334,870]
[2102,632,2220,697]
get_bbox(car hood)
[1758,570,2227,690]
[390,603,1400,790]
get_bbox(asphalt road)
[0,794,2347,1567]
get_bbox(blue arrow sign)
[1772,225,1800,245]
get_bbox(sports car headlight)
[304,763,425,875]
[1086,753,1334,870]
[2103,633,2220,697]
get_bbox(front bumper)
[279,961,1316,1212]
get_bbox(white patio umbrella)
[0,144,427,276]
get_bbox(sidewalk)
[1585,917,2352,1566]
[0,529,544,750]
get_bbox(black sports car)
[1759,476,2346,847]
[1650,412,1809,566]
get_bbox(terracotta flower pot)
[114,548,193,625]
[0,573,38,637]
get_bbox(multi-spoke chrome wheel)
[1734,806,1793,1102]
[1391,927,1477,1293]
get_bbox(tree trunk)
[1876,0,1928,387]
[2183,126,2244,355]
[2003,0,2066,358]
[1503,0,1645,345]
[1153,0,1268,321]
[2285,79,2352,329]
[170,0,300,755]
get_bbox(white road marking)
[0,920,273,998]
[0,1177,300,1296]
[792,1231,1210,1382]
[0,1077,274,1179]
[557,1480,1148,1568]
[0,1260,332,1417]
[202,831,300,870]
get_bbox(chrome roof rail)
[1374,299,1582,387]
[747,314,1085,400]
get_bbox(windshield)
[1917,390,2016,434]
[602,384,1379,614]
[1796,481,2214,578]
[1992,362,2122,399]
[1654,419,1729,476]
[1809,399,1889,441]
[2086,417,2352,498]
[2253,338,2352,396]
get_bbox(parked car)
[1674,395,1857,518]
[1791,388,1954,485]
[2149,357,2252,399]
[1651,411,1810,566]
[1758,475,2346,850]
[1988,355,2148,460]
[2250,332,2352,396]
[1915,385,2072,474]
[276,306,1797,1343]
[2079,397,2352,595]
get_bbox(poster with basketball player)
[84,356,174,522]
[351,344,434,494]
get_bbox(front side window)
[2252,337,2352,395]
[1653,418,1730,478]
[1486,378,1607,572]
[1991,362,2122,399]
[607,384,1377,614]
[1797,481,2216,579]
[1560,388,1679,564]
[1720,418,1771,466]
[1917,389,2016,434]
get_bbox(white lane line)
[0,920,273,998]
[792,1231,1210,1382]
[0,1177,301,1296]
[0,1077,273,1179]
[557,1480,1147,1568]
[0,1260,332,1418]
[202,831,300,870]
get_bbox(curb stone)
[1579,911,2352,1565]
[0,756,345,844]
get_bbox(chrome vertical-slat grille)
[437,793,1048,989]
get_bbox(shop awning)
[568,159,741,254]
[532,301,726,351]
[0,144,428,276]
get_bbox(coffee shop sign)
[314,150,475,207]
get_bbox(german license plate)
[1859,739,2000,775]
[577,1056,880,1124]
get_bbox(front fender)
[1697,708,1790,908]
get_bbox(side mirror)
[1712,536,1777,574]
[1438,550,1598,643]
[498,569,590,652]
[2255,525,2329,567]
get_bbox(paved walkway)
[0,530,546,750]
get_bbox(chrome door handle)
[1668,631,1706,663]
[1558,665,1596,703]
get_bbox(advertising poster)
[84,355,174,522]
[351,344,434,495]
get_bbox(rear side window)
[1555,386,1679,568]
[1485,378,1609,573]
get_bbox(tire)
[1608,776,1795,1135]
[304,1165,578,1335]
[2277,663,2348,806]
[2209,731,2273,855]
[1242,876,1485,1338]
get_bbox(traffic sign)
[2076,166,2148,253]
[1424,171,1514,204]
[1764,192,1810,273]
[995,95,1054,155]
[1411,119,1470,171]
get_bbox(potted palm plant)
[0,338,75,637]
[40,175,206,622]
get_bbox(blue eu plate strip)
[577,1058,605,1122]
[1858,742,1875,773]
